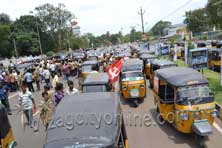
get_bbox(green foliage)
[188,41,194,50]
[184,8,209,33]
[0,24,13,57]
[0,13,11,25]
[46,51,55,57]
[150,21,171,36]
[202,34,208,40]
[206,0,222,29]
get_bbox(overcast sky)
[0,0,207,35]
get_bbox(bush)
[46,51,55,57]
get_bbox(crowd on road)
[0,52,120,130]
[0,58,82,129]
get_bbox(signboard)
[188,49,208,70]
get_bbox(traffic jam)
[1,41,222,148]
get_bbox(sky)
[0,0,208,36]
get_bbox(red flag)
[106,58,124,83]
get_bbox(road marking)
[213,122,222,135]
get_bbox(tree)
[206,0,222,29]
[35,3,74,50]
[150,21,171,36]
[0,24,13,57]
[184,8,210,33]
[0,13,11,25]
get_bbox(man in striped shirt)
[18,84,36,128]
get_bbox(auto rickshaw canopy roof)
[82,60,98,65]
[155,67,208,87]
[209,48,222,52]
[123,58,143,66]
[151,59,177,67]
[139,54,157,59]
[45,92,121,148]
[83,73,109,85]
[189,48,209,52]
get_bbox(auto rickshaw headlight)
[140,84,145,89]
[180,112,189,121]
[122,86,127,91]
[211,110,218,118]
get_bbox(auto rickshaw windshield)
[146,58,155,64]
[82,65,92,72]
[83,85,107,93]
[176,85,214,105]
[121,72,144,81]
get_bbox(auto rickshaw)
[208,48,222,72]
[137,49,152,57]
[139,54,157,79]
[0,104,17,148]
[153,67,216,147]
[120,58,146,107]
[82,73,112,93]
[81,60,99,80]
[149,59,177,88]
[44,92,128,148]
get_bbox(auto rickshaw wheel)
[133,99,139,108]
[138,98,144,104]
[195,134,208,148]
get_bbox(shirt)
[24,72,33,83]
[66,88,79,95]
[43,69,51,79]
[54,91,64,106]
[52,75,59,88]
[49,64,56,71]
[18,91,33,110]
[0,85,9,100]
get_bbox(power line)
[160,0,193,21]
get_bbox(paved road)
[120,81,222,148]
[7,78,222,148]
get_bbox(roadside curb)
[216,103,222,121]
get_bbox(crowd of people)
[0,58,81,129]
[0,52,120,130]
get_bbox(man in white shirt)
[18,84,36,128]
[43,67,51,87]
[66,81,79,95]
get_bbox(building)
[72,26,81,36]
[161,23,190,40]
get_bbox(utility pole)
[36,20,43,59]
[13,38,18,58]
[138,7,145,34]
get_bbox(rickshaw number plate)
[130,89,139,97]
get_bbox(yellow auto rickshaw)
[153,67,216,147]
[149,59,177,88]
[82,73,112,93]
[80,60,99,80]
[208,48,222,72]
[120,58,146,107]
[139,54,157,79]
[0,104,17,148]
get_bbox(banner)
[106,58,124,83]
